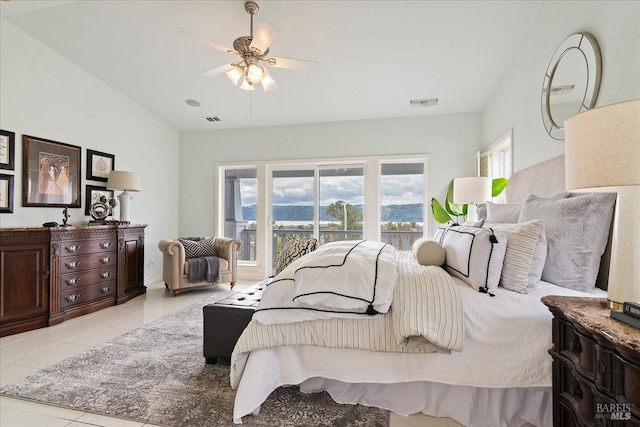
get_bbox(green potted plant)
[431,178,508,224]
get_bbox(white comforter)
[234,252,464,375]
[232,276,606,424]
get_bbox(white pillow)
[519,193,616,291]
[486,201,522,223]
[440,225,507,293]
[412,238,445,266]
[483,220,545,293]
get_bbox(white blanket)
[233,251,464,385]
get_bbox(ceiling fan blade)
[267,56,320,72]
[250,22,279,55]
[200,63,235,78]
[179,31,236,55]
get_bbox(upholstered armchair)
[158,237,242,296]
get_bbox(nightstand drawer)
[558,318,595,380]
[557,359,596,424]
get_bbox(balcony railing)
[238,228,423,264]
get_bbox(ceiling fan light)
[225,66,244,85]
[246,64,265,84]
[240,77,255,91]
[261,72,276,91]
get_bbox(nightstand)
[542,296,640,426]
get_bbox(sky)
[239,174,425,206]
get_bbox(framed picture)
[0,129,15,170]
[0,174,14,213]
[22,135,81,207]
[85,184,114,216]
[86,149,115,182]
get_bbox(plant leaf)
[431,198,452,224]
[491,178,509,197]
[445,180,466,215]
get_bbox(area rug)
[0,291,389,427]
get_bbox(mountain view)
[241,204,424,223]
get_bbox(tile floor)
[1,280,463,427]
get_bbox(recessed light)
[409,98,438,107]
[186,99,201,107]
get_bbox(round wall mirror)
[541,32,601,140]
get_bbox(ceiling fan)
[183,1,319,91]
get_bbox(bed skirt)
[233,346,551,426]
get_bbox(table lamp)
[564,98,640,309]
[107,171,141,222]
[453,177,492,221]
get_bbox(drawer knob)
[100,286,111,294]
[568,340,581,353]
[569,385,582,399]
[100,256,112,264]
[64,294,80,303]
[597,359,606,374]
[100,242,112,249]
[100,271,111,279]
[65,278,79,286]
[65,261,80,269]
[66,244,80,253]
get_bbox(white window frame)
[215,154,431,280]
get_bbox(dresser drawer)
[60,251,117,273]
[60,281,116,309]
[558,318,595,380]
[59,238,116,256]
[557,359,596,424]
[60,266,117,290]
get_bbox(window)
[222,167,257,261]
[380,162,425,250]
[217,155,429,278]
[478,130,513,203]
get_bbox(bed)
[229,155,617,427]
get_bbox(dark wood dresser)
[0,224,147,337]
[542,296,640,426]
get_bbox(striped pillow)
[179,236,216,259]
[275,235,318,275]
[483,220,544,293]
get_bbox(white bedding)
[232,277,606,425]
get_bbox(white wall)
[179,112,483,237]
[0,19,180,281]
[483,1,640,171]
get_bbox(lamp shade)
[107,171,141,192]
[453,177,491,204]
[565,98,640,190]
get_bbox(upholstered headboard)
[506,156,566,203]
[504,155,611,290]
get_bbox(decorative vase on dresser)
[542,296,640,427]
[0,224,147,337]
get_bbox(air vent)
[410,98,438,108]
[205,116,221,122]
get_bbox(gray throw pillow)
[518,193,616,291]
[179,236,216,259]
[486,201,522,223]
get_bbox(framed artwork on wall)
[0,129,15,171]
[86,149,115,182]
[85,184,114,216]
[0,174,14,213]
[22,135,81,207]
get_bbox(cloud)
[239,174,424,207]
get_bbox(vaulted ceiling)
[1,0,543,131]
